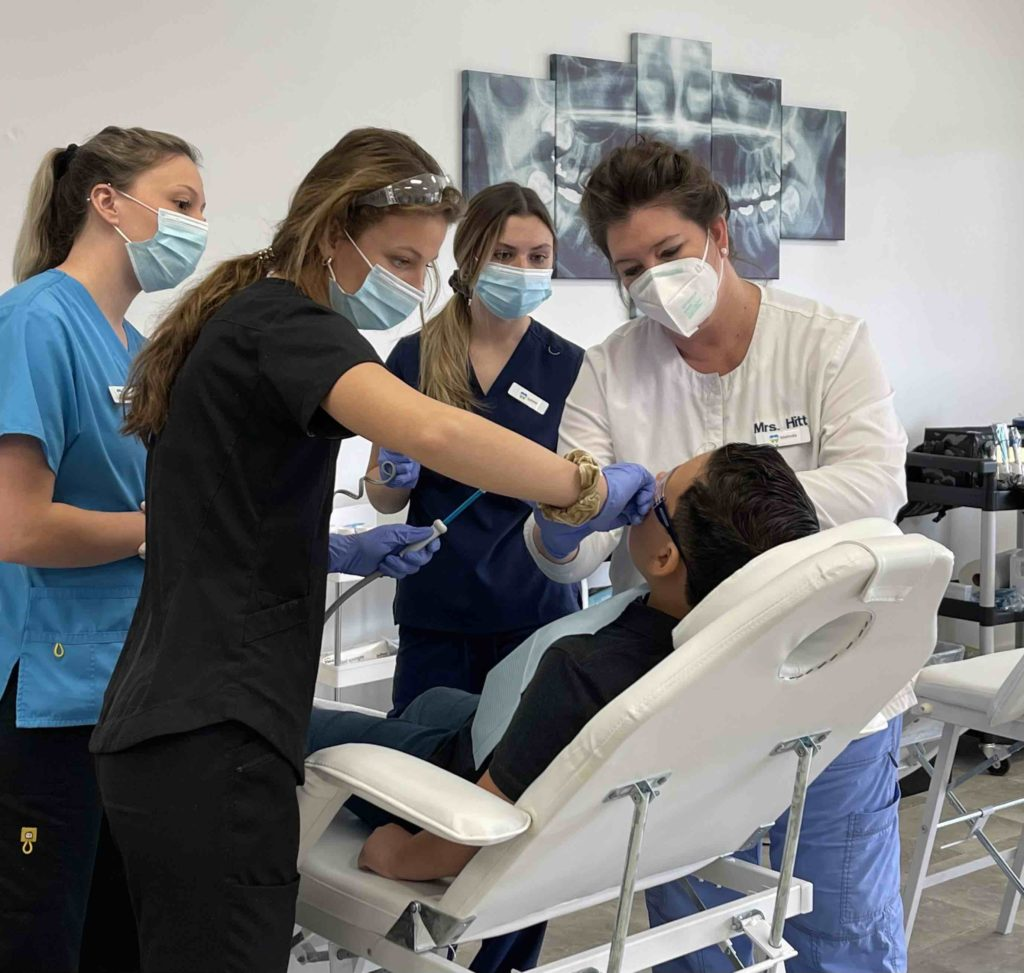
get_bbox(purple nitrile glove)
[535,463,656,560]
[329,524,440,578]
[378,447,420,489]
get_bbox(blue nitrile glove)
[535,463,656,560]
[329,524,440,578]
[378,448,421,489]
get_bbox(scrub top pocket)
[18,586,138,727]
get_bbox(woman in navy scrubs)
[0,126,206,972]
[366,183,584,714]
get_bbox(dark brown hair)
[580,137,730,260]
[124,128,463,441]
[420,181,555,411]
[672,443,820,605]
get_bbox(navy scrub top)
[0,270,146,727]
[386,319,584,634]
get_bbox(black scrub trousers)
[90,279,380,973]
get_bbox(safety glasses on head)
[653,465,687,567]
[356,172,452,208]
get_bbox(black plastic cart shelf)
[906,451,1024,649]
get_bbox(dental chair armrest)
[304,743,532,846]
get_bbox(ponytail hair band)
[54,143,78,181]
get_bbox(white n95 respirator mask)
[628,233,723,338]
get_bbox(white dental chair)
[902,648,1024,941]
[297,519,951,973]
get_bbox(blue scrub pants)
[645,718,905,973]
[390,624,540,716]
[307,688,547,973]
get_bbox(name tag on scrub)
[108,386,133,404]
[508,382,549,415]
[753,415,812,448]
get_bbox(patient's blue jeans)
[305,688,547,972]
[645,718,906,973]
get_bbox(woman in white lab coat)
[526,139,910,973]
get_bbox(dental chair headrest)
[673,517,903,648]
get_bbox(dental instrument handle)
[443,488,486,526]
[401,519,447,554]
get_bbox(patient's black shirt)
[434,598,678,802]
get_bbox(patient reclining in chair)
[306,444,819,882]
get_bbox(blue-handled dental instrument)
[324,488,486,621]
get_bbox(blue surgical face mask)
[473,263,553,320]
[112,189,207,293]
[328,232,426,331]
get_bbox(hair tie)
[255,246,275,265]
[54,143,78,181]
[448,270,471,300]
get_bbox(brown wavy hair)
[123,128,464,441]
[419,182,554,412]
[13,126,198,282]
[580,138,730,261]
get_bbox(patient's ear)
[647,539,681,578]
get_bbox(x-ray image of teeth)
[633,33,712,167]
[551,54,637,279]
[711,71,782,280]
[781,106,846,240]
[462,70,556,213]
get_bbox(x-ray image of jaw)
[633,34,712,167]
[551,55,637,279]
[781,106,846,240]
[462,70,556,213]
[711,72,782,280]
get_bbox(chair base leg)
[903,722,960,940]
[997,822,1024,934]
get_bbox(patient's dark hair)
[672,444,820,606]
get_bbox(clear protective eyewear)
[355,172,453,208]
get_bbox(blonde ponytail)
[13,148,63,282]
[420,294,477,411]
[12,127,198,283]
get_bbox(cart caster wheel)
[988,758,1011,777]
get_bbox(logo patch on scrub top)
[753,415,811,448]
[508,382,549,415]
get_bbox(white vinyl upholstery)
[298,521,952,945]
[305,745,531,844]
[915,648,1024,729]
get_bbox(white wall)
[4,0,1023,650]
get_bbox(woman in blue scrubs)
[366,183,584,715]
[0,126,207,972]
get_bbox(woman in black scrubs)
[89,128,654,973]
[365,183,584,716]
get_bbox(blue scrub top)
[386,319,584,634]
[0,270,146,727]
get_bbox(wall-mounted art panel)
[633,33,712,167]
[551,54,637,279]
[462,70,556,213]
[711,71,783,280]
[781,105,846,240]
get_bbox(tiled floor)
[461,749,1024,972]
